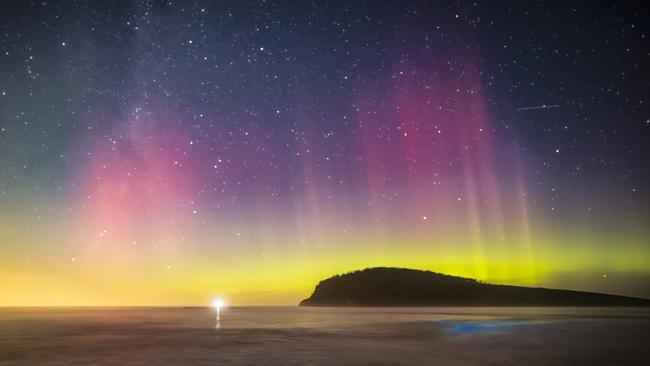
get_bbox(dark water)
[1,307,649,365]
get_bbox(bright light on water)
[212,298,225,309]
[212,298,225,329]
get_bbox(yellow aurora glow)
[2,205,649,306]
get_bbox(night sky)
[1,1,648,305]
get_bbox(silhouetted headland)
[300,267,650,306]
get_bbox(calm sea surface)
[1,307,649,365]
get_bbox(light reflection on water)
[434,319,545,335]
[0,307,648,365]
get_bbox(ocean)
[1,306,648,365]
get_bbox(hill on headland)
[300,267,650,306]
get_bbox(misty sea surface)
[1,307,649,365]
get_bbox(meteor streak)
[515,104,560,111]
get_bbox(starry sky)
[1,1,649,306]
